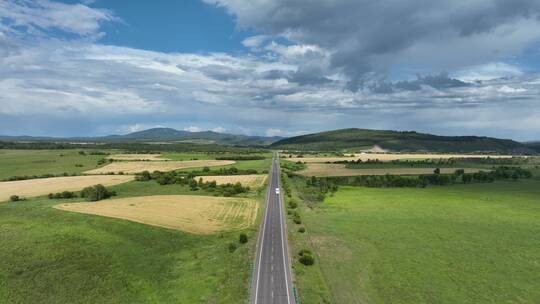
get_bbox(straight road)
[251,153,295,304]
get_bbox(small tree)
[239,233,248,244]
[81,184,116,202]
[434,168,441,175]
[10,195,20,202]
[228,243,237,252]
[298,249,315,266]
[298,227,306,233]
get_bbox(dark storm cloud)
[207,0,540,90]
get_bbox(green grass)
[0,151,270,303]
[282,174,333,304]
[299,179,540,303]
[0,197,255,303]
[161,152,214,161]
[109,179,263,199]
[176,158,273,174]
[0,150,107,180]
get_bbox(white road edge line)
[277,158,293,304]
[253,156,274,304]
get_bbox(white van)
[275,188,280,195]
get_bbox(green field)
[0,150,106,180]
[0,149,268,303]
[296,179,540,303]
[0,197,255,303]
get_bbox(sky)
[1,0,540,141]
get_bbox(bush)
[10,195,21,202]
[135,170,152,181]
[298,249,315,266]
[298,227,306,233]
[48,191,77,199]
[228,242,238,252]
[239,233,248,244]
[80,184,116,202]
[292,212,302,224]
[288,200,298,209]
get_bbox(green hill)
[270,128,530,153]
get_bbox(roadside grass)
[281,174,334,304]
[300,179,540,304]
[0,150,106,180]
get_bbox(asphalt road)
[251,154,295,304]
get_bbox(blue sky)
[1,0,540,141]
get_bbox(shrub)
[298,227,306,233]
[288,200,298,209]
[10,195,21,202]
[292,212,302,224]
[135,170,152,181]
[80,184,116,202]
[48,191,77,199]
[298,249,315,265]
[228,243,237,252]
[239,233,248,244]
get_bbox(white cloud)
[242,35,270,48]
[0,0,116,38]
[211,126,226,133]
[454,62,524,82]
[265,128,284,137]
[1,0,540,140]
[184,126,202,132]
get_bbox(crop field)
[297,163,484,177]
[85,160,236,174]
[0,175,134,202]
[0,196,255,303]
[107,153,170,161]
[287,153,514,163]
[55,195,258,234]
[0,149,106,180]
[197,174,267,188]
[298,180,540,303]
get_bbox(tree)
[228,243,237,252]
[81,184,116,201]
[239,233,248,244]
[434,168,441,174]
[10,195,21,202]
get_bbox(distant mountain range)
[0,128,283,146]
[270,128,538,153]
[1,127,538,153]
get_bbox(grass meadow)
[0,150,106,180]
[0,150,270,303]
[0,197,255,303]
[297,178,540,303]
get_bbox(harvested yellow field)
[54,195,258,234]
[289,153,514,163]
[298,163,486,177]
[107,154,169,161]
[85,160,235,174]
[197,174,267,187]
[0,175,134,202]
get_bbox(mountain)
[0,128,283,146]
[270,128,533,153]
